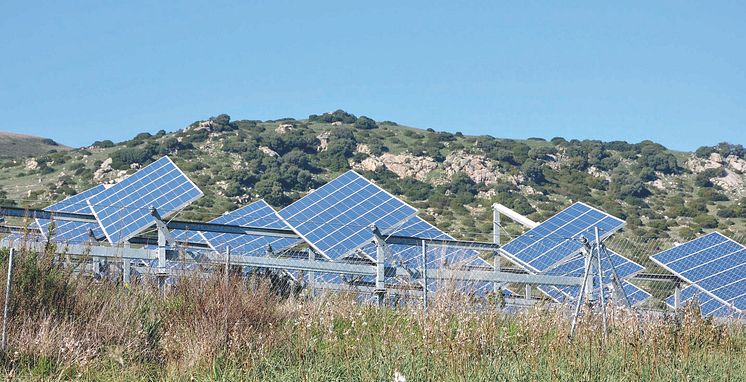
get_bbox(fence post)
[2,248,16,352]
[307,248,315,298]
[224,245,231,353]
[123,258,131,287]
[422,240,428,313]
[375,241,385,306]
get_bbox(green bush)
[354,116,378,130]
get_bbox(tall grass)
[0,247,744,381]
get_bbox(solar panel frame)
[199,199,304,257]
[538,248,649,305]
[664,285,734,317]
[359,215,490,268]
[500,202,625,273]
[650,232,746,313]
[278,171,418,260]
[87,156,204,244]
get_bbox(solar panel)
[200,200,302,256]
[538,249,649,305]
[664,285,735,317]
[650,232,746,313]
[87,156,204,244]
[359,215,488,268]
[278,170,417,260]
[36,184,106,243]
[501,202,625,272]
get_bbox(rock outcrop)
[443,151,501,185]
[352,152,437,181]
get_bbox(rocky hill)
[0,111,744,243]
[0,132,68,159]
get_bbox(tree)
[521,159,545,184]
[354,116,378,130]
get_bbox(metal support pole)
[422,240,428,313]
[375,240,386,306]
[223,245,231,353]
[307,248,315,298]
[2,248,15,351]
[673,282,681,311]
[570,249,595,339]
[594,227,608,341]
[493,207,501,245]
[224,245,231,279]
[524,284,532,300]
[583,251,593,303]
[122,259,131,287]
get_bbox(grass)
[0,248,744,381]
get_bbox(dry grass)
[0,247,744,381]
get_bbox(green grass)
[0,248,744,381]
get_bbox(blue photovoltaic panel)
[665,285,735,318]
[360,215,487,268]
[537,249,649,305]
[171,230,207,245]
[87,156,204,244]
[356,215,495,295]
[278,170,418,259]
[36,185,106,243]
[650,232,746,313]
[501,202,625,272]
[200,200,302,256]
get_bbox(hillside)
[0,131,69,159]
[0,110,745,245]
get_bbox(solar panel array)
[278,170,417,260]
[200,199,302,256]
[501,202,625,272]
[539,249,650,305]
[664,285,736,318]
[359,215,489,267]
[88,156,204,244]
[36,184,106,243]
[500,202,650,304]
[651,232,746,313]
[7,153,746,316]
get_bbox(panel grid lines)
[650,232,746,313]
[278,170,418,260]
[87,156,204,244]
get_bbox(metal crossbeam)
[1,206,502,253]
[384,235,500,251]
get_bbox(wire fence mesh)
[1,214,745,320]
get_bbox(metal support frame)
[569,228,637,340]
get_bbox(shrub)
[354,116,378,130]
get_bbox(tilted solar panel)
[664,285,735,318]
[200,199,302,256]
[650,232,746,313]
[278,170,417,260]
[36,184,106,243]
[359,215,489,268]
[501,202,625,272]
[538,249,650,305]
[87,156,204,244]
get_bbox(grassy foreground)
[0,248,744,381]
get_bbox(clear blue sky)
[1,1,744,151]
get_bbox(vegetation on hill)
[0,111,745,246]
[0,132,68,159]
